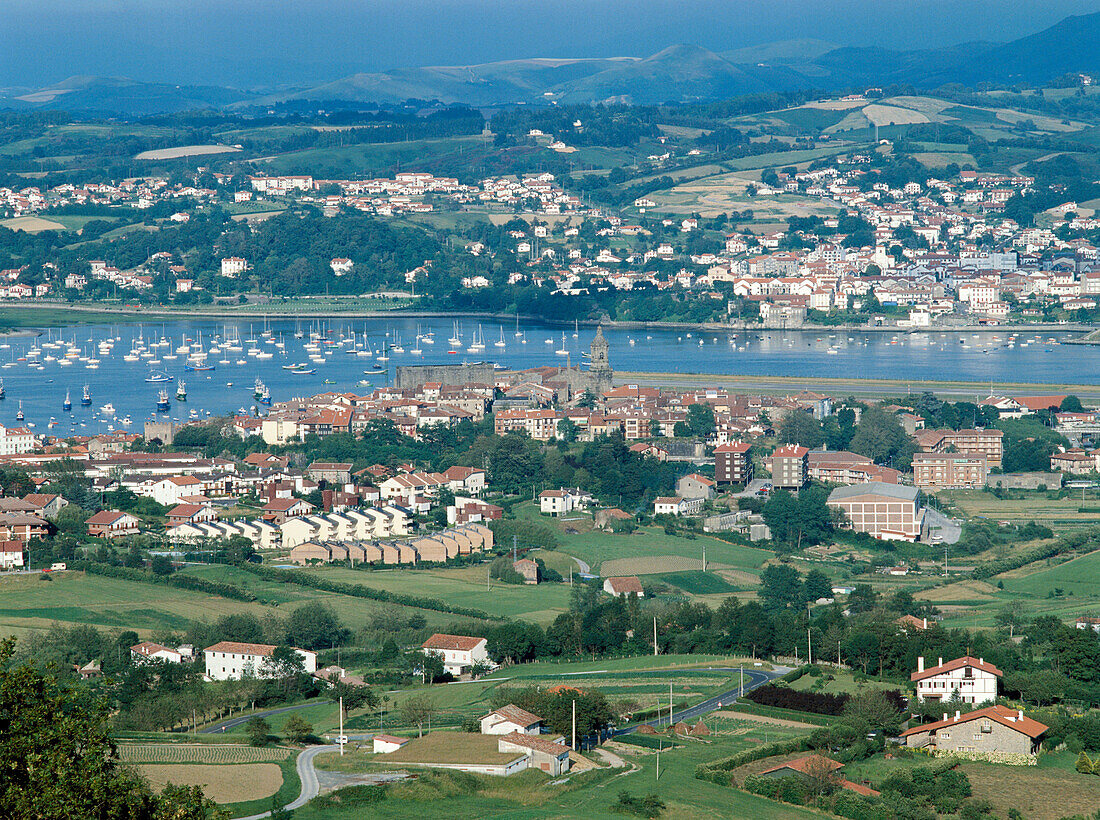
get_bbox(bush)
[747,684,848,716]
[611,791,666,818]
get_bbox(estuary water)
[0,317,1092,435]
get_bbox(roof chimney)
[955,710,961,721]
[938,657,943,667]
[917,656,924,673]
[923,618,928,629]
[943,713,948,722]
[979,657,984,665]
[1018,709,1024,720]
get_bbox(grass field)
[644,169,842,221]
[1000,548,1100,599]
[554,526,770,577]
[257,135,492,178]
[302,564,572,625]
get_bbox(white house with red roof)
[421,633,490,676]
[130,641,185,665]
[912,655,1001,704]
[480,704,543,735]
[203,641,317,681]
[603,576,645,598]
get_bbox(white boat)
[100,403,116,415]
[556,332,569,355]
[494,327,506,349]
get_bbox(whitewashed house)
[911,655,1001,705]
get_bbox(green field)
[942,489,1100,531]
[1000,548,1100,599]
[555,526,770,577]
[298,564,573,625]
[257,135,492,177]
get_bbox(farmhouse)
[512,558,540,584]
[759,754,880,796]
[653,496,703,516]
[421,633,490,677]
[900,705,1046,759]
[497,732,571,775]
[130,642,185,665]
[912,655,1001,704]
[676,473,716,500]
[480,705,543,735]
[203,641,318,681]
[603,576,644,598]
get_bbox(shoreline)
[2,302,1094,336]
[613,371,1100,400]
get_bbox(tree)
[849,405,914,469]
[0,637,225,818]
[1076,751,1094,774]
[285,602,347,650]
[994,601,1029,638]
[247,716,270,746]
[778,412,824,449]
[803,569,832,603]
[150,555,174,576]
[801,754,842,798]
[759,564,805,610]
[557,417,579,443]
[283,714,312,744]
[578,389,597,410]
[400,694,436,737]
[685,404,715,438]
[842,689,902,733]
[1062,395,1085,413]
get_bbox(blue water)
[0,318,1092,434]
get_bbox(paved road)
[232,744,338,820]
[199,701,329,734]
[616,666,780,735]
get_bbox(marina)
[0,317,1092,432]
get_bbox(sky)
[2,0,1099,89]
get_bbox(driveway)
[199,701,329,734]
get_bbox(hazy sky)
[2,0,1100,88]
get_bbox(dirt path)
[712,709,817,729]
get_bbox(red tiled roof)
[203,641,277,657]
[421,633,485,651]
[911,655,1002,681]
[760,754,843,776]
[900,705,1047,740]
[605,576,644,595]
[483,704,542,727]
[499,731,570,756]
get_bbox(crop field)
[117,743,293,764]
[645,169,842,221]
[999,548,1100,599]
[135,145,241,160]
[257,135,492,178]
[0,216,68,232]
[961,757,1100,820]
[658,570,740,594]
[941,489,1100,531]
[136,762,284,805]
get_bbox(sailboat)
[514,314,522,338]
[15,401,23,422]
[556,332,569,355]
[448,322,461,347]
[494,327,506,349]
[573,319,579,338]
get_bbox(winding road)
[227,665,780,817]
[199,701,329,734]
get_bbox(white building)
[203,641,318,681]
[131,641,186,665]
[220,257,248,278]
[420,633,490,676]
[480,704,543,735]
[911,655,1001,705]
[0,425,37,455]
[0,540,25,569]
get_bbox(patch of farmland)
[601,555,713,576]
[117,743,293,764]
[824,110,871,133]
[1,216,67,232]
[660,570,739,594]
[803,99,870,111]
[881,96,956,115]
[135,144,241,160]
[137,762,283,804]
[861,104,932,127]
[993,109,1083,133]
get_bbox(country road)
[616,666,781,734]
[199,701,330,734]
[232,744,338,820]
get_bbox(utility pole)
[512,534,517,563]
[339,696,344,756]
[702,544,706,572]
[739,664,744,696]
[653,616,658,656]
[572,699,576,750]
[669,682,674,727]
[656,739,661,782]
[807,602,813,666]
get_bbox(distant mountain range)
[2,13,1099,114]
